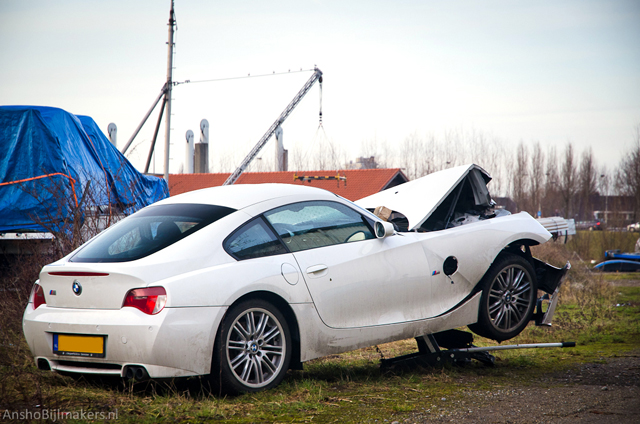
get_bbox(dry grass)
[566,230,639,263]
[531,241,617,332]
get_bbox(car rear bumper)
[532,260,571,326]
[22,304,225,378]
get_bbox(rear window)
[70,204,235,263]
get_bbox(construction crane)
[223,67,323,185]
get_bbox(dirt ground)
[406,353,640,424]
[406,277,640,424]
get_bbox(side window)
[224,217,287,260]
[264,201,375,252]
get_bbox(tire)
[468,253,537,342]
[211,299,291,394]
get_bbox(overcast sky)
[1,0,639,175]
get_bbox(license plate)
[53,334,105,358]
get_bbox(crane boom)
[223,67,323,185]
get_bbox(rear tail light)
[30,283,46,309]
[122,287,167,315]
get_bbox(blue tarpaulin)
[0,106,169,232]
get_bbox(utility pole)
[163,0,176,182]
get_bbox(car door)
[263,200,433,329]
[222,216,311,303]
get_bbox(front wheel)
[211,299,291,394]
[469,253,537,342]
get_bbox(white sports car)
[23,164,568,393]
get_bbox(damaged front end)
[532,259,571,326]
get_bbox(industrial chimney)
[185,130,194,173]
[275,125,288,171]
[195,119,209,173]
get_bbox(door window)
[224,217,287,260]
[264,201,374,252]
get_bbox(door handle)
[306,264,328,274]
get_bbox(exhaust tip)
[124,366,135,379]
[124,365,149,381]
[134,367,148,381]
[37,358,51,371]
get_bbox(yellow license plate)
[53,334,105,358]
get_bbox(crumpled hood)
[356,164,491,231]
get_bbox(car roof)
[153,183,338,210]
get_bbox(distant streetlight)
[600,174,608,224]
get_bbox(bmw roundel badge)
[72,280,82,296]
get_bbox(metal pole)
[163,0,175,182]
[144,97,167,174]
[451,342,576,353]
[121,86,166,154]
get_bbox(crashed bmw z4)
[23,164,569,393]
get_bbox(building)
[591,195,636,225]
[168,168,408,201]
[346,156,378,170]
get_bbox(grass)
[1,242,640,423]
[567,230,638,263]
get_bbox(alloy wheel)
[226,308,286,388]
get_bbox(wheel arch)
[472,238,540,294]
[224,290,303,371]
[498,238,540,269]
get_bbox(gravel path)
[405,277,640,424]
[407,353,640,423]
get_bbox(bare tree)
[468,129,494,191]
[360,136,395,169]
[482,135,508,197]
[615,125,640,222]
[543,145,560,216]
[511,141,529,213]
[309,134,347,171]
[529,141,545,216]
[399,132,428,180]
[577,147,598,220]
[559,143,578,219]
[289,146,308,172]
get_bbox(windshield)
[70,204,235,263]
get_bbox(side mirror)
[375,221,395,239]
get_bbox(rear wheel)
[211,299,291,394]
[469,253,537,342]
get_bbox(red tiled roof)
[168,169,408,201]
